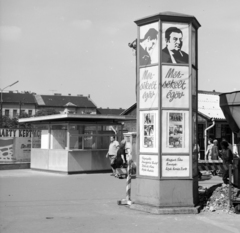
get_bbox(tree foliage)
[1,116,19,129]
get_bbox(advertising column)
[132,12,200,214]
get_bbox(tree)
[18,113,31,129]
[1,116,18,128]
[34,108,60,117]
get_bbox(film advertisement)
[139,22,159,66]
[162,22,189,64]
[162,110,189,153]
[139,155,158,177]
[167,112,184,149]
[162,65,189,108]
[140,110,158,153]
[162,156,189,177]
[139,66,158,109]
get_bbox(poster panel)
[162,65,189,108]
[139,110,158,153]
[139,22,159,66]
[0,138,15,162]
[139,154,158,177]
[162,110,189,153]
[162,22,189,64]
[139,66,158,109]
[162,155,189,177]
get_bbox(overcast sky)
[0,0,240,108]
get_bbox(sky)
[0,0,240,109]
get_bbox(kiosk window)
[32,125,49,149]
[69,124,115,150]
[50,125,67,149]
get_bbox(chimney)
[68,94,71,96]
[77,94,83,97]
[88,94,90,98]
[54,93,61,96]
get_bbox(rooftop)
[18,113,135,123]
[35,95,96,108]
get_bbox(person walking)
[211,139,220,175]
[106,135,119,176]
[112,139,127,178]
[219,141,233,184]
[205,138,213,160]
[212,139,219,160]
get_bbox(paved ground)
[0,170,239,233]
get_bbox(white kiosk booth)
[19,114,135,174]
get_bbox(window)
[69,124,115,150]
[32,125,49,149]
[13,110,18,118]
[5,109,9,116]
[28,110,32,116]
[50,125,67,149]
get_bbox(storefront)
[19,114,135,174]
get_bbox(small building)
[1,92,37,118]
[18,113,135,174]
[35,94,97,115]
[1,92,97,118]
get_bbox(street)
[0,170,239,233]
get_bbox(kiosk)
[19,114,135,174]
[131,12,201,214]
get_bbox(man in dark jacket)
[162,27,188,64]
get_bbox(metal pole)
[204,118,215,156]
[229,164,232,210]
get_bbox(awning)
[219,91,240,133]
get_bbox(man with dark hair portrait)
[139,28,158,66]
[162,27,188,64]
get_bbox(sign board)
[162,156,189,177]
[139,155,158,177]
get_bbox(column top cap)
[135,11,201,29]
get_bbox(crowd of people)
[202,137,238,184]
[106,136,131,178]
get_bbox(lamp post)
[0,81,19,127]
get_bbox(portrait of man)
[162,26,188,64]
[139,28,158,66]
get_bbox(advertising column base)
[130,177,199,214]
[130,203,200,214]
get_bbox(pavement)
[0,170,240,233]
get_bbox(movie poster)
[161,65,189,108]
[162,110,189,153]
[139,66,158,109]
[139,22,159,66]
[167,112,184,149]
[140,110,158,153]
[162,22,189,64]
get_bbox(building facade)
[1,92,97,119]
